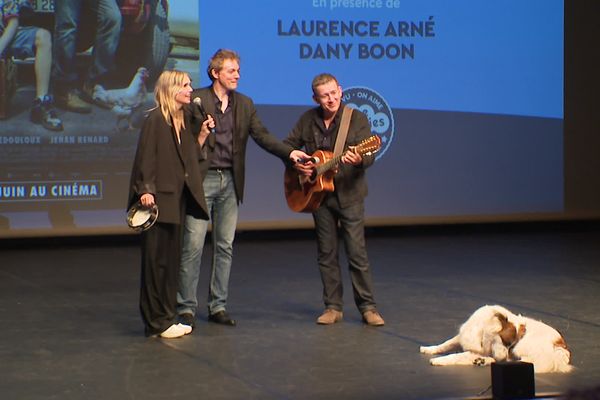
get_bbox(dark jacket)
[283,105,375,208]
[189,87,293,203]
[128,108,209,224]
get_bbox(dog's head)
[494,312,525,349]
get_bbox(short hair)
[311,73,339,95]
[207,49,241,81]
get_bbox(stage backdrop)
[0,0,572,238]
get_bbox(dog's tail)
[553,339,574,373]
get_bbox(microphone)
[296,156,319,164]
[193,97,215,134]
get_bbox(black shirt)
[210,91,234,169]
[314,107,340,152]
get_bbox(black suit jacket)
[189,87,293,203]
[283,105,375,208]
[128,108,209,224]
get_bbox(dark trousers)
[140,222,182,336]
[312,194,376,313]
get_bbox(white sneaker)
[159,324,188,339]
[177,323,192,335]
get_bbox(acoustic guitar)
[284,135,382,213]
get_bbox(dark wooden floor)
[1,222,599,400]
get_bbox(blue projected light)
[199,0,563,118]
[0,0,566,237]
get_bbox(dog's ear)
[518,324,526,340]
[494,312,517,347]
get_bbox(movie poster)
[0,0,198,237]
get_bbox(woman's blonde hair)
[154,70,189,136]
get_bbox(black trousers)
[140,222,182,336]
[312,194,376,313]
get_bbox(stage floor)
[1,223,599,399]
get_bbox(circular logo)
[342,86,394,160]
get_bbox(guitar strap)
[333,106,353,157]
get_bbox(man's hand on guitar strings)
[294,162,315,176]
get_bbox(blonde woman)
[128,70,210,338]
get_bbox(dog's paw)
[472,357,494,366]
[473,357,486,366]
[429,357,447,366]
[420,345,437,354]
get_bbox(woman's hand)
[198,115,215,146]
[140,193,155,207]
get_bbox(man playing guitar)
[284,73,385,327]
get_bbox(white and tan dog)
[419,305,572,373]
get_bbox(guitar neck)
[312,135,381,176]
[315,154,343,176]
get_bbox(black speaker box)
[491,361,535,399]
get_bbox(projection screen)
[0,0,580,238]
